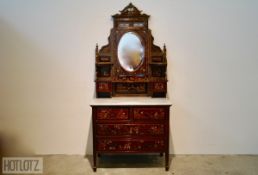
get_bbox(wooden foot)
[165,152,169,171]
[93,152,97,172]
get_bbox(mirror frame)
[117,32,145,72]
[95,3,167,97]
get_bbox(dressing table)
[90,3,172,171]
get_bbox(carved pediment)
[112,3,149,18]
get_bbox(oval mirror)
[117,32,144,72]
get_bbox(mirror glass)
[117,32,144,72]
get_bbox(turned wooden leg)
[160,153,163,157]
[165,151,169,171]
[93,152,97,172]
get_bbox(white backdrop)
[0,0,258,155]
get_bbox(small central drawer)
[96,124,164,136]
[133,107,166,120]
[96,107,129,120]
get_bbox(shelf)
[96,62,113,65]
[149,62,167,65]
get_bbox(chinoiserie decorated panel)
[96,124,164,136]
[96,107,129,120]
[97,139,165,152]
[133,107,166,120]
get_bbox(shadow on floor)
[87,154,173,169]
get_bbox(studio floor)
[38,154,258,175]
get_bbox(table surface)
[90,97,172,106]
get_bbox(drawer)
[133,107,165,120]
[96,124,164,136]
[96,107,129,120]
[97,139,165,152]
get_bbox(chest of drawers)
[91,99,171,171]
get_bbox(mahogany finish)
[91,105,170,171]
[95,3,168,97]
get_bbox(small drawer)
[133,107,165,120]
[96,124,164,136]
[96,107,129,120]
[97,139,165,152]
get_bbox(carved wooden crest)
[95,3,167,97]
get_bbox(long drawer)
[97,139,165,152]
[96,124,164,136]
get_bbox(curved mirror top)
[117,32,144,72]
